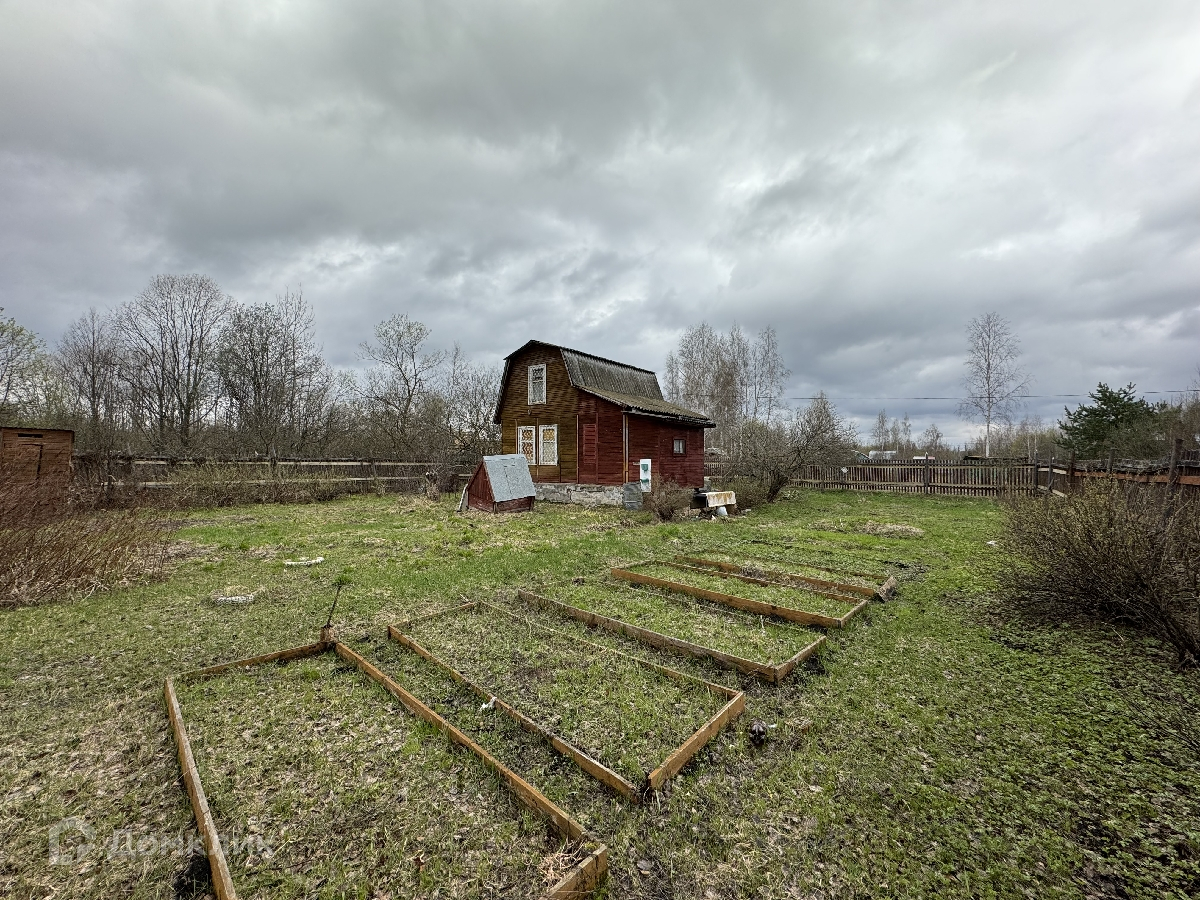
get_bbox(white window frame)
[518,425,536,465]
[539,424,558,466]
[527,364,547,405]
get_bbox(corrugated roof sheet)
[560,348,663,400]
[481,454,536,503]
[578,387,715,426]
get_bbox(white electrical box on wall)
[639,458,652,492]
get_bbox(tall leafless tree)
[358,314,447,458]
[664,321,789,458]
[55,308,125,449]
[0,307,45,424]
[217,288,338,456]
[958,312,1031,457]
[118,274,232,452]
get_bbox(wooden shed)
[1,427,75,514]
[494,341,714,488]
[464,453,537,513]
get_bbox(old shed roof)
[481,454,537,502]
[495,340,714,426]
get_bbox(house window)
[518,426,536,465]
[673,438,686,455]
[528,365,547,404]
[539,425,558,466]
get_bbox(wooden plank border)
[163,678,237,900]
[518,588,824,684]
[392,600,745,794]
[671,556,870,601]
[742,540,890,580]
[163,639,607,900]
[385,624,639,800]
[611,563,845,629]
[676,555,898,606]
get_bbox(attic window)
[528,365,546,404]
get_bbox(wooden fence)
[792,461,1038,497]
[789,455,1200,498]
[72,455,473,494]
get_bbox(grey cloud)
[2,0,1198,444]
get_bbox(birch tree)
[958,312,1031,457]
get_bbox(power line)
[789,390,1195,401]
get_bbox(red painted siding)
[625,416,705,488]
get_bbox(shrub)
[0,478,170,607]
[645,476,692,522]
[720,477,768,512]
[997,481,1200,668]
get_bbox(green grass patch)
[4,489,1199,898]
[631,561,857,618]
[534,576,820,665]
[686,548,883,591]
[402,603,728,786]
[176,652,580,897]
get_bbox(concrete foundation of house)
[534,482,645,509]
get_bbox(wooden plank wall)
[626,417,705,488]
[497,346,578,483]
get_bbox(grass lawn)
[2,489,1199,898]
[625,561,860,619]
[532,576,823,666]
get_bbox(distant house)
[494,341,714,489]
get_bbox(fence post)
[1168,437,1183,495]
[1046,457,1055,495]
[923,456,931,494]
[1068,449,1076,493]
[1107,448,1115,477]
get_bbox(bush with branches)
[645,476,693,522]
[997,482,1200,668]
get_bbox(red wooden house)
[494,341,714,489]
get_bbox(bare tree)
[664,321,790,460]
[55,308,125,450]
[118,274,232,453]
[0,308,45,424]
[958,312,1031,457]
[871,410,889,449]
[920,422,943,453]
[444,345,501,459]
[217,288,338,456]
[792,392,859,466]
[358,314,447,458]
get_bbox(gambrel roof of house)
[494,340,714,426]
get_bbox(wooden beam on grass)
[611,564,844,629]
[163,677,238,900]
[674,555,873,599]
[394,600,746,792]
[647,690,745,790]
[175,641,329,682]
[165,638,608,900]
[518,588,824,684]
[386,624,639,800]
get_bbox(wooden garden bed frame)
[742,539,894,581]
[675,555,898,603]
[611,561,872,629]
[517,588,824,684]
[392,601,746,796]
[163,635,608,900]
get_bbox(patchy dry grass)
[3,489,1200,898]
[400,602,729,786]
[534,576,821,665]
[630,561,859,618]
[176,652,578,898]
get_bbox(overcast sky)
[2,0,1198,442]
